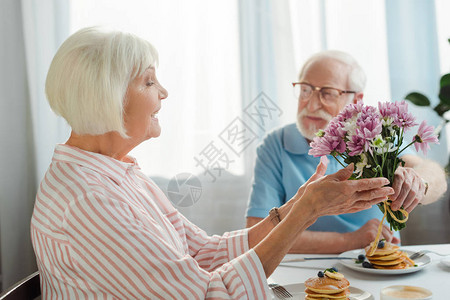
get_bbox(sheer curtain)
[0,0,70,291]
[69,0,253,234]
[385,0,447,164]
[70,0,243,178]
[0,1,36,290]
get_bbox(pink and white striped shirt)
[31,144,269,299]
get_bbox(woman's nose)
[158,85,168,100]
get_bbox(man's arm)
[390,154,447,211]
[246,131,286,222]
[402,154,447,205]
[246,217,399,254]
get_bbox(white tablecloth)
[269,244,450,299]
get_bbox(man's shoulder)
[258,123,310,156]
[257,124,294,153]
[262,123,298,143]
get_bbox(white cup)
[380,285,432,300]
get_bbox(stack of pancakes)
[364,242,415,269]
[304,271,350,300]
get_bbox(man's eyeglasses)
[292,82,356,106]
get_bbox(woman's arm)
[60,192,270,299]
[248,163,394,277]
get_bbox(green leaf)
[441,73,450,87]
[440,87,450,104]
[404,92,431,106]
[434,102,450,117]
[439,74,450,104]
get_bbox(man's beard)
[295,109,333,141]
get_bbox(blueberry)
[362,261,373,268]
[318,271,324,277]
[331,267,338,272]
[358,254,366,261]
[377,240,385,248]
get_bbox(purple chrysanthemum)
[356,115,382,139]
[309,136,332,157]
[360,105,379,119]
[347,134,366,156]
[336,102,363,122]
[394,101,417,129]
[308,135,346,157]
[378,101,398,119]
[378,100,417,129]
[324,118,346,139]
[413,120,439,155]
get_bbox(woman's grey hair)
[45,27,159,138]
[298,50,366,92]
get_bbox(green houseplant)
[404,39,450,171]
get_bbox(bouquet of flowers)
[308,101,439,235]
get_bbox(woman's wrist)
[283,200,318,232]
[268,207,281,226]
[277,201,292,222]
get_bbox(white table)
[269,244,450,299]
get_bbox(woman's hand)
[251,162,394,278]
[291,156,329,200]
[289,163,394,220]
[277,156,328,220]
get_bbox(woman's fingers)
[330,163,354,181]
[309,157,328,182]
[349,177,391,191]
[354,186,394,201]
[292,158,329,201]
[343,193,392,214]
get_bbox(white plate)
[441,257,450,268]
[271,282,373,300]
[338,249,431,275]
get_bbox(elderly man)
[245,50,447,253]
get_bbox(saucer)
[440,257,450,267]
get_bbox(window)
[70,0,243,177]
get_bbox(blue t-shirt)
[246,123,400,237]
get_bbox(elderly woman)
[31,27,394,299]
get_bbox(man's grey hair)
[298,50,366,92]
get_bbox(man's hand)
[390,166,427,212]
[345,219,400,250]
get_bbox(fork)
[268,283,293,299]
[409,250,450,260]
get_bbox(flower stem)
[334,154,347,168]
[397,140,416,156]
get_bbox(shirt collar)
[282,123,311,155]
[52,144,140,185]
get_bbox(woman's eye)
[146,81,154,87]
